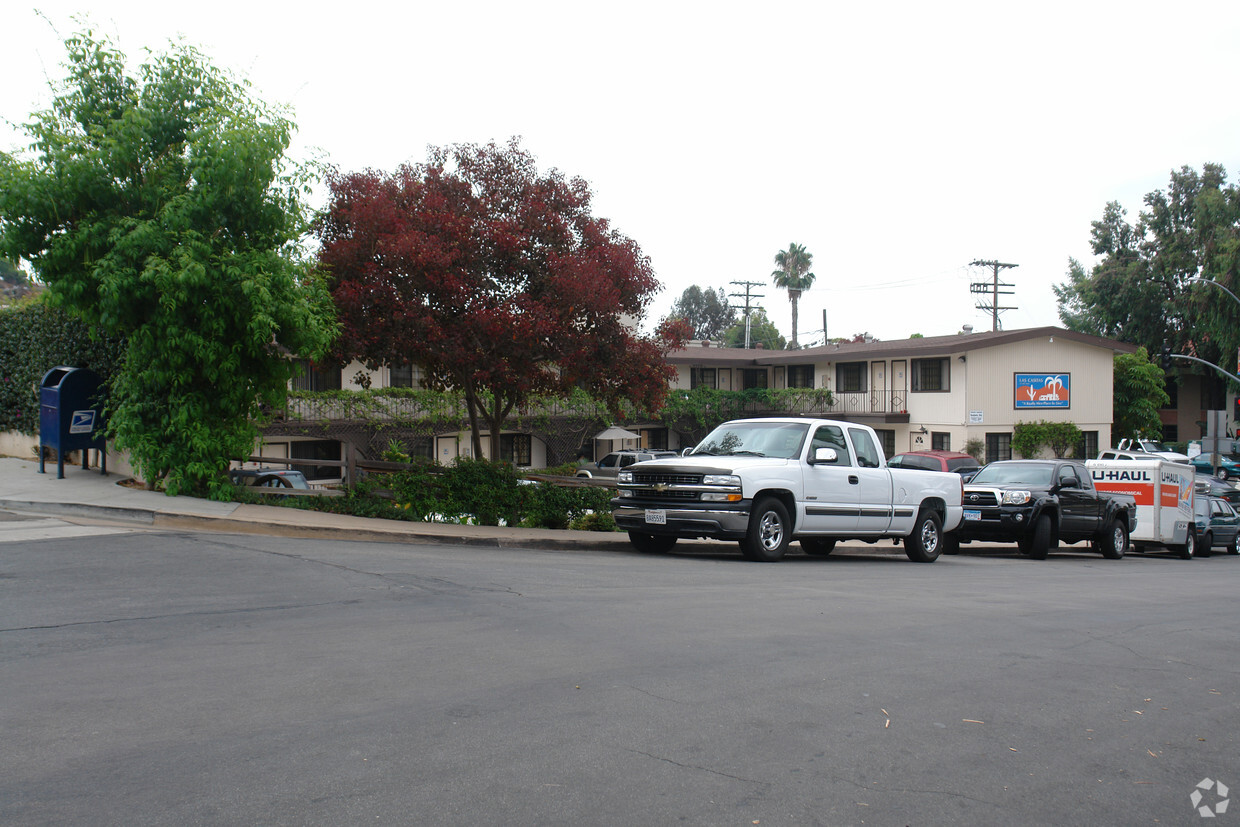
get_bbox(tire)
[904,509,943,563]
[1098,518,1128,559]
[628,532,676,554]
[1199,532,1212,558]
[1229,534,1239,555]
[1026,513,1054,560]
[801,538,837,557]
[1178,530,1196,560]
[941,532,961,555]
[740,497,791,562]
[1219,469,1231,481]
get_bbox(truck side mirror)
[809,447,838,465]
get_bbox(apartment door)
[870,362,887,412]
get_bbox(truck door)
[1056,464,1097,538]
[848,427,896,533]
[800,424,862,532]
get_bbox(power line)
[729,280,765,349]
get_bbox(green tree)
[667,285,736,341]
[0,31,336,498]
[1113,347,1171,440]
[1054,165,1240,371]
[771,242,816,349]
[722,307,786,350]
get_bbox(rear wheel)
[904,509,943,563]
[1229,534,1239,555]
[801,538,837,557]
[1026,514,1054,560]
[628,532,677,554]
[740,497,791,562]
[1098,518,1128,559]
[1178,530,1196,560]
[1219,469,1231,481]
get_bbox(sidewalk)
[0,457,641,552]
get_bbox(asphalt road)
[2,519,1238,826]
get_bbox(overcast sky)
[4,2,1239,343]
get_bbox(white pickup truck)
[612,417,964,562]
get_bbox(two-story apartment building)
[257,326,1136,479]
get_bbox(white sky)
[3,1,1239,343]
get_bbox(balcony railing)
[273,388,910,427]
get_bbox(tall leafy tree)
[771,242,816,349]
[1112,347,1171,440]
[0,32,336,497]
[722,307,786,350]
[1054,165,1240,375]
[667,285,736,341]
[316,139,687,460]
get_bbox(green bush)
[0,301,126,434]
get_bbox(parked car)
[577,450,677,479]
[1113,438,1191,463]
[888,450,980,480]
[950,459,1136,559]
[1188,452,1240,481]
[1196,473,1240,507]
[1192,493,1240,557]
[229,468,311,489]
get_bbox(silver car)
[576,450,677,479]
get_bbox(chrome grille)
[632,472,704,486]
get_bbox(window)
[836,362,867,393]
[390,364,423,389]
[848,427,882,468]
[931,432,950,451]
[690,367,717,389]
[742,368,769,390]
[292,359,341,391]
[1075,430,1098,460]
[787,365,814,389]
[809,425,851,465]
[911,358,949,392]
[290,440,341,480]
[985,433,1012,464]
[1057,465,1081,486]
[1161,425,1178,443]
[874,429,895,458]
[642,428,668,450]
[499,434,532,466]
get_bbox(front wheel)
[740,497,791,562]
[628,532,677,554]
[904,509,943,563]
[1098,518,1128,559]
[1219,469,1231,481]
[1026,514,1054,560]
[1229,534,1239,555]
[1199,532,1213,558]
[941,532,961,555]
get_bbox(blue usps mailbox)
[39,366,108,479]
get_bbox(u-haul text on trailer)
[1086,458,1193,551]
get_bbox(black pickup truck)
[948,459,1137,559]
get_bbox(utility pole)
[969,259,1018,331]
[729,280,764,349]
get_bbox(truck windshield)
[969,462,1055,487]
[692,422,809,459]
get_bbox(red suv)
[887,450,980,480]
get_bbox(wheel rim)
[759,511,784,551]
[919,519,939,554]
[1112,524,1125,552]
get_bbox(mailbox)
[39,366,108,479]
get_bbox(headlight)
[618,489,632,498]
[618,471,633,483]
[1002,490,1032,505]
[702,474,741,487]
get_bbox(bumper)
[612,500,753,539]
[953,505,1038,541]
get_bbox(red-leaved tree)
[315,139,688,460]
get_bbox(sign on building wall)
[1014,373,1070,409]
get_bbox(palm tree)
[771,243,816,349]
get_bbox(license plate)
[645,509,667,525]
[964,509,981,521]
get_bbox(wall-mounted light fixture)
[916,426,929,435]
[958,355,967,363]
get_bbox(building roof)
[668,326,1138,365]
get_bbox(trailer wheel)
[1178,530,1196,560]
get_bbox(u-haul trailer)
[1087,459,1196,558]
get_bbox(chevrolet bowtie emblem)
[653,483,669,493]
